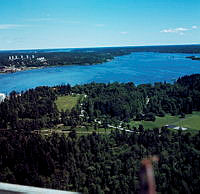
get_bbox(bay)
[0,52,200,94]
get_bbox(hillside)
[0,74,200,193]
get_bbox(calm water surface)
[0,52,200,94]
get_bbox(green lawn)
[130,115,180,129]
[38,112,200,138]
[130,112,200,130]
[55,95,81,112]
[173,112,200,130]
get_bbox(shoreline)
[0,66,44,74]
[0,58,113,75]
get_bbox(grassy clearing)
[173,112,200,130]
[130,115,180,129]
[55,95,81,112]
[130,112,200,130]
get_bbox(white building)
[0,93,6,103]
[36,57,46,62]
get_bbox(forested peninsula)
[0,74,200,193]
[1,44,200,73]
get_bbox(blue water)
[0,52,200,94]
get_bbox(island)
[186,55,200,60]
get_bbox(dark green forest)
[0,74,200,193]
[0,48,131,68]
[1,44,200,68]
[1,74,200,130]
[0,127,200,193]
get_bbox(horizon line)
[0,43,200,52]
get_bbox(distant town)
[0,54,47,73]
[0,48,132,74]
[0,45,200,74]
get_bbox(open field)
[39,111,200,138]
[55,95,81,112]
[130,112,200,130]
[130,115,180,129]
[173,112,200,130]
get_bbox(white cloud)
[0,24,24,30]
[120,31,128,34]
[160,27,188,34]
[192,25,198,29]
[160,26,198,35]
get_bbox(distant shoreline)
[0,59,113,74]
[1,44,200,53]
[0,66,44,74]
[1,45,200,74]
[186,56,200,61]
[1,53,199,75]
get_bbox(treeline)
[0,49,131,68]
[74,82,145,121]
[0,87,60,130]
[0,127,200,193]
[1,44,200,68]
[74,44,200,54]
[0,84,83,131]
[34,49,131,66]
[0,74,200,130]
[72,74,200,122]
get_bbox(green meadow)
[55,95,81,112]
[130,112,200,130]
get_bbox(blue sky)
[0,0,200,50]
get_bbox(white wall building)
[0,93,6,103]
[36,57,46,62]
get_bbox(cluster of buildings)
[0,55,48,74]
[8,55,35,61]
[8,55,47,63]
[0,65,26,73]
[36,57,47,62]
